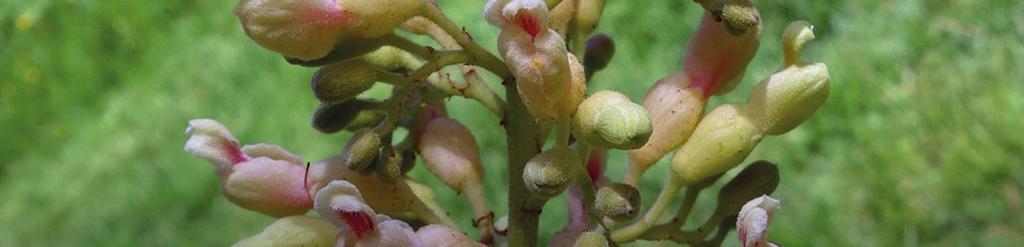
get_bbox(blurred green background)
[2,0,1022,246]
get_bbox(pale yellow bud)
[233,216,336,247]
[572,231,609,247]
[745,63,830,135]
[340,0,424,38]
[572,90,652,150]
[573,0,605,35]
[672,104,762,185]
[782,20,816,67]
[524,147,580,199]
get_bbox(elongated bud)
[573,0,605,35]
[312,99,381,134]
[572,90,652,150]
[418,118,485,191]
[717,161,779,214]
[311,60,378,104]
[234,0,350,60]
[583,34,615,77]
[593,183,641,221]
[737,195,780,247]
[361,46,420,73]
[671,104,762,186]
[340,0,424,38]
[573,231,609,247]
[684,11,761,96]
[234,216,337,247]
[746,21,830,135]
[524,147,580,199]
[341,129,381,172]
[344,110,386,132]
[184,119,313,217]
[625,72,704,183]
[417,224,486,247]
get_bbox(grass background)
[2,0,1022,246]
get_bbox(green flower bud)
[574,0,605,35]
[360,46,419,73]
[671,104,762,186]
[523,147,580,199]
[341,129,381,172]
[234,215,337,247]
[572,90,652,150]
[573,231,609,247]
[343,110,386,132]
[311,99,381,134]
[745,20,830,135]
[745,63,829,135]
[593,183,641,221]
[716,160,779,214]
[311,60,378,104]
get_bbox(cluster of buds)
[183,0,831,246]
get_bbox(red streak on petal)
[222,140,248,165]
[300,2,350,27]
[515,11,541,39]
[585,150,606,183]
[687,57,730,98]
[339,210,375,239]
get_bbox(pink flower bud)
[184,119,313,217]
[737,195,780,247]
[417,118,484,192]
[417,224,486,247]
[684,11,761,96]
[489,0,572,121]
[624,72,704,184]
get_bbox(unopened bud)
[573,231,609,247]
[593,183,641,221]
[573,0,605,35]
[341,0,424,38]
[312,99,381,134]
[344,110,386,132]
[524,147,580,199]
[737,195,780,247]
[671,104,762,186]
[341,129,381,172]
[417,224,486,247]
[572,90,652,150]
[374,151,404,183]
[418,118,485,191]
[583,34,615,76]
[233,216,337,247]
[745,63,830,135]
[782,20,815,67]
[234,0,350,60]
[684,11,761,96]
[361,46,419,73]
[626,72,704,182]
[720,0,760,34]
[554,53,588,118]
[311,60,378,104]
[717,161,779,214]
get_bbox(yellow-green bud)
[311,99,380,134]
[573,231,609,247]
[360,46,419,73]
[574,0,605,35]
[343,110,386,132]
[745,20,830,135]
[341,129,381,172]
[374,150,403,183]
[720,0,760,34]
[716,160,779,214]
[593,183,641,221]
[523,147,580,199]
[572,90,652,150]
[233,215,337,247]
[311,60,378,104]
[672,104,762,185]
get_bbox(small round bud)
[745,63,830,135]
[573,231,609,247]
[523,147,580,199]
[311,60,378,104]
[593,183,641,221]
[311,99,381,134]
[720,0,760,34]
[341,129,381,172]
[418,118,485,191]
[572,90,652,150]
[717,160,779,214]
[671,104,762,186]
[583,34,615,76]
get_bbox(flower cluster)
[183,0,831,246]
